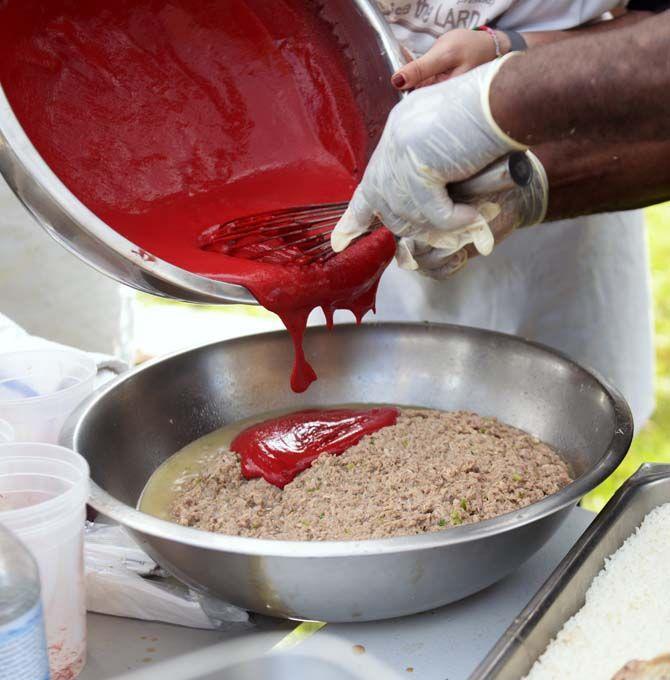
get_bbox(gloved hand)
[331,54,527,261]
[402,150,548,279]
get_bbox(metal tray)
[472,463,670,679]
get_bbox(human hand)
[391,28,499,90]
[331,56,527,263]
[401,151,548,279]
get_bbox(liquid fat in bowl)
[138,404,401,520]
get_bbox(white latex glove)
[405,150,549,279]
[331,54,527,263]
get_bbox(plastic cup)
[0,443,90,679]
[0,349,97,443]
[0,418,13,443]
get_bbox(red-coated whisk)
[199,153,533,266]
[199,202,368,266]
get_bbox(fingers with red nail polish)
[390,29,497,91]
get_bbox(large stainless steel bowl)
[62,323,632,622]
[0,0,404,305]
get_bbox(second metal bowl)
[62,323,632,622]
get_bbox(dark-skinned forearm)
[533,139,670,220]
[491,11,670,146]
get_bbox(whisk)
[199,152,533,266]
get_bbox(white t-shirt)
[376,0,626,54]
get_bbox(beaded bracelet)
[476,25,502,58]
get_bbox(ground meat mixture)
[171,409,572,541]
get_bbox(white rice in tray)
[525,502,670,680]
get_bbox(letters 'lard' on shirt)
[375,0,625,55]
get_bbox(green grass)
[583,202,670,511]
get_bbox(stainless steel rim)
[66,322,633,558]
[351,0,406,73]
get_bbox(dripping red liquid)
[231,407,399,488]
[0,0,395,391]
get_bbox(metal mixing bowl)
[62,323,632,622]
[0,0,403,305]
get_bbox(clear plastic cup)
[0,443,90,679]
[0,349,97,443]
[0,419,13,443]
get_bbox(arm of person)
[332,9,670,274]
[517,10,653,50]
[391,10,653,91]
[537,138,670,220]
[491,10,670,147]
[456,137,670,266]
